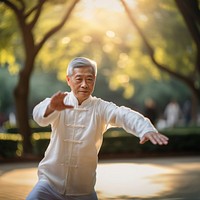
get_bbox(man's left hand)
[140,132,169,145]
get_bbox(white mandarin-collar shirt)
[33,92,157,195]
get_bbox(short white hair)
[67,57,97,76]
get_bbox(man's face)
[67,66,96,105]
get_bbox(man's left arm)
[99,101,169,145]
[111,105,169,145]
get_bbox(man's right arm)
[33,91,74,126]
[44,104,55,117]
[33,98,57,127]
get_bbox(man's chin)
[78,93,90,100]
[79,92,89,96]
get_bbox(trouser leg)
[26,180,98,200]
[26,181,63,200]
[67,191,98,200]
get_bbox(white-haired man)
[27,57,169,200]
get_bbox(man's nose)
[81,79,88,88]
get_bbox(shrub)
[0,133,22,158]
[0,126,200,159]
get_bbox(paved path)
[0,156,200,200]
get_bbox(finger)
[57,92,67,100]
[64,105,74,109]
[159,135,169,145]
[143,133,158,145]
[53,91,67,98]
[52,91,62,98]
[139,138,145,144]
[50,95,70,111]
[140,132,169,145]
[153,134,169,145]
[62,93,73,109]
[149,135,157,145]
[162,135,169,141]
[140,136,149,144]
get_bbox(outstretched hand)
[140,132,169,145]
[49,91,74,111]
[44,91,73,117]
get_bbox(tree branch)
[120,0,154,58]
[175,0,200,47]
[16,0,25,11]
[35,0,80,54]
[184,0,200,24]
[120,0,196,91]
[175,0,200,74]
[27,0,46,30]
[25,0,44,18]
[1,0,19,14]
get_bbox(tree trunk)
[3,0,80,156]
[191,91,199,124]
[14,60,33,155]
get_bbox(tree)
[0,0,80,154]
[120,0,200,121]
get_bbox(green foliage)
[0,65,191,121]
[0,3,22,74]
[135,0,195,76]
[0,0,197,126]
[161,126,200,135]
[0,4,19,48]
[101,127,200,155]
[31,132,50,156]
[0,67,17,113]
[0,140,19,158]
[0,133,22,158]
[30,71,70,105]
[133,78,191,112]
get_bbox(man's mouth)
[79,91,88,93]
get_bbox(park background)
[0,0,200,162]
[1,1,200,200]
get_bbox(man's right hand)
[44,91,73,117]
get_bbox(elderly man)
[27,57,168,200]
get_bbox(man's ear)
[66,75,70,86]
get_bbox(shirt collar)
[70,92,92,107]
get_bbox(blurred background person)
[144,98,158,125]
[182,99,192,126]
[164,99,181,128]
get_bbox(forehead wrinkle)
[74,73,94,77]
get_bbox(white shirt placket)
[63,108,88,193]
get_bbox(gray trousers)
[26,181,98,200]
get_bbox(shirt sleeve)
[98,100,158,138]
[33,98,60,127]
